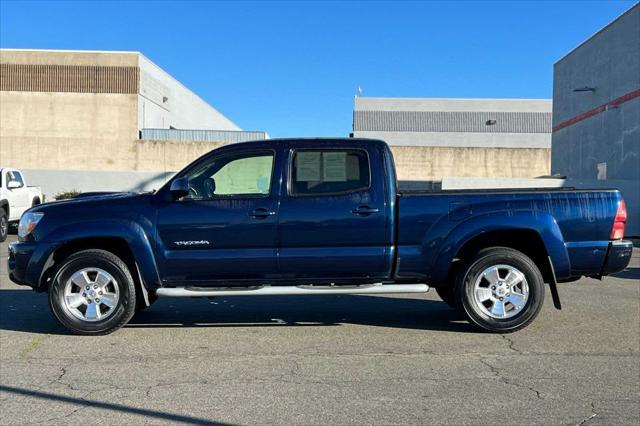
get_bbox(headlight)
[18,212,44,239]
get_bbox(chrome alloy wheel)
[63,268,120,322]
[473,264,529,319]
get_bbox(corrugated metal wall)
[0,64,139,94]
[140,128,267,143]
[353,110,551,133]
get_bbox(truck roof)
[223,137,389,151]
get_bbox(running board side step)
[156,283,429,297]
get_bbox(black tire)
[49,249,136,335]
[0,209,7,242]
[435,285,456,308]
[455,247,545,333]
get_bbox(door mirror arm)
[169,177,190,200]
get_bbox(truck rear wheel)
[49,249,136,335]
[455,247,544,333]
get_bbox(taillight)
[610,199,627,240]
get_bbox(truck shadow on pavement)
[0,290,475,335]
[612,267,640,280]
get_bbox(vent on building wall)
[0,63,139,94]
[573,86,596,92]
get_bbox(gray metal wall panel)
[353,110,551,133]
[552,4,639,236]
[140,128,267,143]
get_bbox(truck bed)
[395,187,622,281]
[397,181,583,195]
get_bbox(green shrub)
[53,190,82,200]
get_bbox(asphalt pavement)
[1,235,638,425]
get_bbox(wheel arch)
[447,229,554,285]
[430,211,569,309]
[38,221,161,308]
[41,237,154,308]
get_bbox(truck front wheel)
[455,247,545,333]
[49,249,137,335]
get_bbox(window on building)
[291,149,370,195]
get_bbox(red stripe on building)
[553,88,640,132]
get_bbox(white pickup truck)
[0,168,43,242]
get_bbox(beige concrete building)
[0,49,265,197]
[353,97,552,182]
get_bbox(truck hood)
[30,192,148,213]
[59,191,142,203]
[72,191,129,199]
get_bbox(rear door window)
[291,149,370,196]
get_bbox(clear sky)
[0,0,636,137]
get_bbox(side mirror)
[170,177,190,199]
[7,180,22,189]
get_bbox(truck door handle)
[352,206,380,216]
[249,208,276,218]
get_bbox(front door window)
[184,153,274,200]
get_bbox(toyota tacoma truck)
[8,139,633,335]
[1,167,43,242]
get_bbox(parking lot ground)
[1,234,638,425]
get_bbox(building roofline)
[554,2,639,64]
[355,96,551,102]
[0,48,241,130]
[136,52,239,130]
[354,97,552,113]
[0,48,141,55]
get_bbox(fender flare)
[45,219,161,291]
[428,210,571,285]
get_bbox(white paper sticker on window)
[323,152,347,182]
[296,152,322,181]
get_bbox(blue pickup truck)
[8,138,632,335]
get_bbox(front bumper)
[8,241,59,291]
[601,240,634,276]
